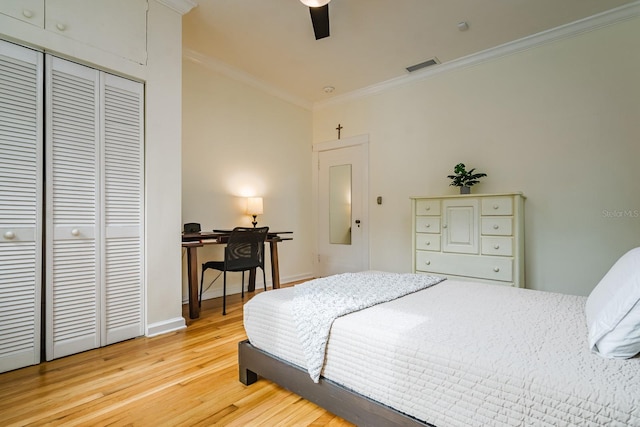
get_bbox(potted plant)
[447,163,487,194]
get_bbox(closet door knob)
[22,9,34,18]
[71,228,80,236]
[56,23,67,31]
[3,231,16,240]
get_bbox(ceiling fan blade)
[309,4,330,40]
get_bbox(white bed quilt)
[244,278,640,426]
[293,272,444,382]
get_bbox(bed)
[239,249,640,426]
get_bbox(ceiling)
[182,0,634,106]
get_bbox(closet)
[0,40,144,372]
[0,0,148,64]
[0,40,43,373]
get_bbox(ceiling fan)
[300,0,330,40]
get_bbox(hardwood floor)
[0,285,354,426]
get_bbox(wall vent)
[406,58,440,73]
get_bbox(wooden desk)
[182,230,293,319]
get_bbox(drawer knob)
[425,224,430,228]
[426,242,431,246]
[425,261,431,266]
[493,267,500,272]
[22,9,34,18]
[425,206,431,211]
[493,224,499,230]
[494,244,500,249]
[56,23,67,31]
[493,204,499,210]
[71,228,80,236]
[443,224,447,228]
[3,231,16,240]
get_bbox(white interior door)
[315,136,369,276]
[46,56,101,360]
[101,73,144,345]
[0,40,43,373]
[46,57,145,360]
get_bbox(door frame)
[312,134,370,277]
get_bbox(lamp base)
[251,215,258,228]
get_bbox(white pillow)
[585,247,640,358]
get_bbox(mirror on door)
[329,164,352,245]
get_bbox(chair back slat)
[225,227,269,271]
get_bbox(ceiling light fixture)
[457,21,469,31]
[300,0,330,7]
[323,86,335,93]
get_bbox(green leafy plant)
[447,163,487,187]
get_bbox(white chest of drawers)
[411,193,525,287]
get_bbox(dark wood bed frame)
[238,340,435,427]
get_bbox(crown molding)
[182,1,640,111]
[155,0,197,15]
[313,0,640,110]
[183,48,314,111]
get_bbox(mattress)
[243,279,640,426]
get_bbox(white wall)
[181,58,314,299]
[312,16,640,296]
[145,1,185,331]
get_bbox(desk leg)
[270,240,281,289]
[186,246,200,319]
[248,269,256,292]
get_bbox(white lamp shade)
[300,0,330,7]
[246,197,263,215]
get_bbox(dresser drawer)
[415,199,441,216]
[481,217,513,236]
[481,197,513,216]
[481,236,513,256]
[415,251,513,282]
[416,233,441,251]
[416,216,441,234]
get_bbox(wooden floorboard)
[0,284,354,426]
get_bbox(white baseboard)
[146,316,186,337]
[283,272,315,283]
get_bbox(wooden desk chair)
[199,226,269,315]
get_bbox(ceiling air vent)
[406,58,440,73]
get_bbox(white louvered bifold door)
[101,73,144,345]
[46,57,101,361]
[0,41,43,373]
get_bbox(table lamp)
[246,197,263,227]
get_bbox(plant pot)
[460,186,471,194]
